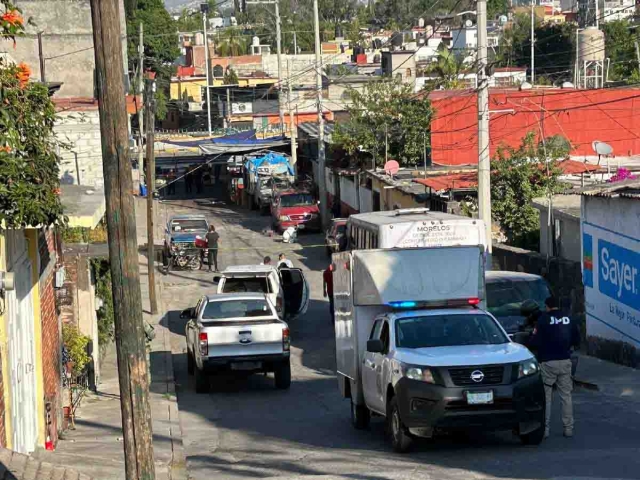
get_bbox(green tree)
[603,20,640,83]
[333,79,433,168]
[487,0,509,19]
[423,44,468,89]
[216,27,248,56]
[490,131,566,248]
[223,67,239,84]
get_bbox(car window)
[369,320,382,340]
[395,314,508,348]
[280,193,315,207]
[223,277,270,294]
[336,225,346,235]
[171,219,208,232]
[486,278,551,317]
[202,299,271,320]
[380,321,390,354]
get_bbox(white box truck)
[333,246,545,452]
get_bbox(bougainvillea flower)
[16,62,30,87]
[1,10,23,26]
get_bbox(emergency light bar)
[387,298,480,309]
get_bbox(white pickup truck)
[182,293,291,393]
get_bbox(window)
[369,319,382,340]
[203,299,272,320]
[222,277,270,294]
[486,278,551,318]
[280,193,315,207]
[380,321,390,354]
[395,314,508,348]
[213,64,224,77]
[372,234,378,249]
[171,219,208,232]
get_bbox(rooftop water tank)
[578,27,605,63]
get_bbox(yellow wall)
[0,232,12,449]
[26,230,46,447]
[370,177,422,211]
[171,77,278,102]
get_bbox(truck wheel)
[351,400,370,430]
[274,361,291,390]
[387,397,413,453]
[187,352,194,375]
[519,422,546,445]
[194,367,209,393]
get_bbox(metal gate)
[6,246,38,454]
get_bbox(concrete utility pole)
[226,86,232,128]
[202,3,213,137]
[138,22,145,181]
[530,0,535,85]
[88,0,156,478]
[477,0,492,255]
[145,77,158,315]
[287,59,298,173]
[313,0,328,229]
[37,32,45,82]
[247,0,285,134]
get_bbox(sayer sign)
[582,222,640,347]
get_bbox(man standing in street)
[529,296,580,439]
[277,253,294,268]
[323,263,335,323]
[206,225,220,272]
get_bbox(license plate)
[231,362,262,371]
[297,224,305,229]
[467,391,494,405]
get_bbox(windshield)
[395,313,508,348]
[263,177,289,189]
[486,278,551,318]
[203,299,271,319]
[336,225,347,235]
[171,219,208,232]
[280,193,315,207]
[223,277,270,294]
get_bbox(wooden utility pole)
[145,77,158,315]
[313,0,328,229]
[37,32,45,82]
[287,59,297,174]
[138,23,145,181]
[89,1,156,479]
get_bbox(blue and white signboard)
[582,217,640,347]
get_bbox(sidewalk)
[34,198,185,480]
[574,352,640,400]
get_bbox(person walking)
[205,225,220,272]
[277,253,294,269]
[185,168,194,194]
[167,169,176,196]
[323,263,335,323]
[529,296,580,438]
[195,169,204,195]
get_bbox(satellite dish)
[384,160,400,176]
[465,19,473,27]
[592,141,613,156]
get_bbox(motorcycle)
[164,244,202,272]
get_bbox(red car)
[271,190,321,233]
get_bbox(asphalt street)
[158,193,640,480]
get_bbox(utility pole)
[89,0,156,479]
[287,59,298,173]
[635,41,640,74]
[423,131,428,178]
[313,0,328,229]
[247,1,285,134]
[385,124,388,162]
[202,3,213,137]
[530,0,535,85]
[293,31,298,55]
[477,0,492,256]
[145,77,158,315]
[37,32,45,82]
[226,86,232,129]
[138,22,145,183]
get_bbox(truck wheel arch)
[386,384,395,409]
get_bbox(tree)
[333,79,433,168]
[603,20,640,83]
[423,44,468,89]
[490,131,566,248]
[216,27,248,56]
[0,1,64,228]
[223,67,239,85]
[487,0,509,19]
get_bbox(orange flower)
[1,9,23,27]
[16,62,30,88]
[0,146,11,153]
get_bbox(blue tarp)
[245,152,293,176]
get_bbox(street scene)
[4,0,640,478]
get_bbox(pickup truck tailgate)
[203,320,285,358]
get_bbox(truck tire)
[387,396,413,453]
[194,367,209,393]
[187,352,194,375]
[274,361,291,390]
[351,400,370,430]
[519,415,546,445]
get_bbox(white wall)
[339,176,358,211]
[581,195,640,349]
[359,186,373,213]
[55,110,104,188]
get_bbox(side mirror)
[367,339,384,353]
[180,308,194,320]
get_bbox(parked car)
[485,271,552,335]
[183,293,291,393]
[215,265,309,320]
[325,218,348,255]
[162,214,209,271]
[271,190,321,233]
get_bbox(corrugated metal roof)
[580,178,640,199]
[297,122,334,143]
[558,159,601,175]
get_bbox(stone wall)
[491,243,586,342]
[54,109,104,188]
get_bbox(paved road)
[159,197,640,480]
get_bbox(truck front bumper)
[202,353,290,374]
[394,374,544,434]
[279,218,322,232]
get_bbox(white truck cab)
[333,246,545,452]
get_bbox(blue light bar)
[388,301,417,308]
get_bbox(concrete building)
[532,195,582,263]
[9,0,129,98]
[381,51,417,83]
[450,25,500,52]
[581,179,640,360]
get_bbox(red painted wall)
[430,88,640,166]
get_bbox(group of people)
[261,253,294,269]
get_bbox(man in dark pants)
[206,225,220,272]
[529,296,580,439]
[185,168,193,194]
[323,264,335,323]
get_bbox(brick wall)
[39,229,61,445]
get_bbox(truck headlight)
[518,359,539,379]
[403,366,435,384]
[279,215,290,221]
